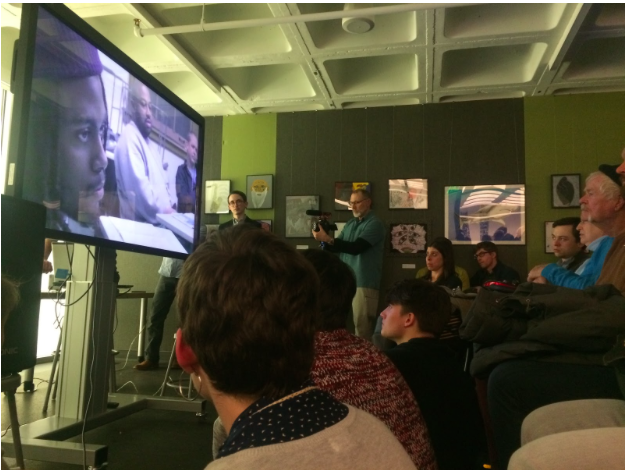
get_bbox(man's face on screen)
[187,133,198,167]
[132,85,153,139]
[57,75,108,221]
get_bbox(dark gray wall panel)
[276,100,526,307]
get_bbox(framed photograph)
[545,221,555,254]
[390,223,427,254]
[259,219,272,232]
[204,180,230,214]
[444,184,526,245]
[389,179,428,209]
[247,174,274,209]
[334,181,371,211]
[204,224,220,241]
[286,196,319,238]
[552,174,581,208]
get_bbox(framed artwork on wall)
[334,181,371,211]
[444,184,526,245]
[389,179,428,209]
[204,180,230,214]
[285,195,319,238]
[259,219,272,232]
[545,221,554,253]
[204,224,220,241]
[247,174,274,209]
[390,223,427,254]
[551,174,581,208]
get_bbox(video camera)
[306,210,338,233]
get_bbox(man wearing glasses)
[312,189,385,340]
[469,241,520,288]
[219,191,262,230]
[137,190,259,370]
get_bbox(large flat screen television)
[8,4,204,258]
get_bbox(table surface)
[40,291,154,300]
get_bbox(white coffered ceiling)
[2,3,625,116]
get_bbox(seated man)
[528,216,613,289]
[303,249,437,470]
[380,279,485,470]
[547,217,588,273]
[470,241,520,288]
[176,226,415,470]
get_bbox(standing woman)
[419,237,463,290]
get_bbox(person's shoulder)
[218,220,232,230]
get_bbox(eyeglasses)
[474,251,492,259]
[228,200,246,206]
[348,199,368,208]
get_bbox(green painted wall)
[220,114,277,224]
[524,92,625,269]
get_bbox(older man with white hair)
[587,162,625,294]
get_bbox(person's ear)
[404,312,416,328]
[175,328,199,374]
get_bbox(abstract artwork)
[390,223,427,254]
[444,184,526,245]
[204,180,230,214]
[285,196,319,238]
[551,174,581,208]
[389,179,428,209]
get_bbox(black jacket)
[460,282,625,377]
[218,216,262,231]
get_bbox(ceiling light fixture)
[133,3,475,38]
[342,3,375,34]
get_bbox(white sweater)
[206,405,416,470]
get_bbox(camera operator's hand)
[312,224,333,244]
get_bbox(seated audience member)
[470,241,520,288]
[302,249,437,470]
[508,159,625,470]
[176,226,415,470]
[380,279,485,470]
[508,399,625,470]
[419,237,463,289]
[487,161,625,470]
[417,265,470,291]
[527,216,613,289]
[592,161,625,293]
[551,217,588,271]
[418,237,465,347]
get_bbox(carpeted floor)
[1,360,218,470]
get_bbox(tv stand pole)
[1,246,205,468]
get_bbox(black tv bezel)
[8,3,205,260]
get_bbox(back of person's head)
[177,225,320,400]
[429,236,456,277]
[302,249,356,331]
[553,216,582,243]
[386,279,451,336]
[474,241,498,256]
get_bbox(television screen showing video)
[18,6,203,257]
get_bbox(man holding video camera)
[312,189,385,340]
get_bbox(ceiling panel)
[2,3,623,114]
